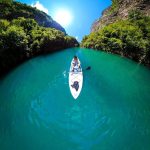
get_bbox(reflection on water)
[0,48,150,150]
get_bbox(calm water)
[0,48,150,150]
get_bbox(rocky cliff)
[0,1,66,33]
[91,0,150,32]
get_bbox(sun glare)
[54,9,73,27]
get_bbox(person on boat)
[72,56,81,72]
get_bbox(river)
[0,48,150,150]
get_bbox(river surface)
[0,48,150,150]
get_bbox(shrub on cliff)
[12,17,38,32]
[0,19,10,31]
[129,10,150,63]
[111,0,120,13]
[129,10,150,37]
[39,28,66,53]
[0,0,13,4]
[0,25,28,73]
[81,19,149,64]
[0,17,78,76]
[65,36,79,48]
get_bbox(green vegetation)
[0,18,78,76]
[0,1,65,33]
[110,0,120,13]
[0,0,13,3]
[0,1,78,76]
[81,10,150,66]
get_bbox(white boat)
[69,58,83,99]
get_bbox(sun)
[54,9,73,27]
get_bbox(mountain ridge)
[91,0,150,32]
[0,1,66,33]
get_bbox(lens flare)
[54,9,73,27]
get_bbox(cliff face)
[91,0,150,32]
[0,1,66,33]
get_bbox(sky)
[17,0,112,41]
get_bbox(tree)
[0,17,79,76]
[0,19,10,32]
[128,9,144,21]
[12,17,38,32]
[65,36,79,48]
[0,0,13,4]
[81,20,146,61]
[0,25,28,74]
[5,25,28,51]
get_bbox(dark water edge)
[1,47,150,79]
[85,47,150,68]
[0,47,78,79]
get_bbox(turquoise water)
[0,48,150,150]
